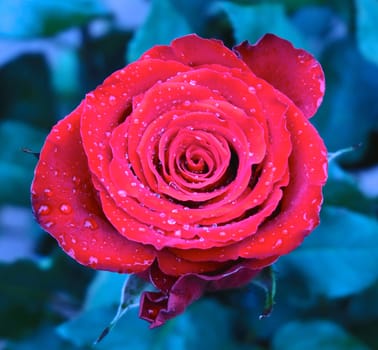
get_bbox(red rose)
[31,34,327,327]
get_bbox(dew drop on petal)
[44,188,53,197]
[117,190,127,197]
[67,248,76,258]
[84,218,98,230]
[167,218,176,225]
[273,238,283,249]
[45,221,54,228]
[88,256,98,264]
[109,95,116,105]
[38,205,50,215]
[59,204,72,214]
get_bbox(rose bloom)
[32,34,327,327]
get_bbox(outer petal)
[138,261,264,328]
[31,103,155,273]
[141,34,249,71]
[234,34,325,118]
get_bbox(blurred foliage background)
[0,0,377,349]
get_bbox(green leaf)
[291,5,345,57]
[58,298,237,350]
[313,39,378,164]
[0,260,50,338]
[0,120,45,205]
[83,271,127,311]
[277,206,378,298]
[4,325,78,350]
[127,0,192,62]
[216,2,307,49]
[0,0,110,38]
[0,252,93,339]
[356,0,378,65]
[94,274,148,344]
[0,54,55,128]
[323,162,376,215]
[273,320,370,350]
[169,0,217,33]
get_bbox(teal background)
[0,0,377,349]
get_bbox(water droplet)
[38,205,50,215]
[59,204,72,214]
[167,218,176,225]
[118,190,127,197]
[67,248,76,258]
[273,238,283,249]
[183,224,190,230]
[109,95,116,104]
[219,231,226,236]
[44,188,53,197]
[89,256,98,264]
[84,218,98,230]
[45,221,54,228]
[248,86,256,94]
[174,230,182,237]
[72,176,81,186]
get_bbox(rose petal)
[142,34,250,71]
[139,261,264,328]
[234,34,325,118]
[225,102,327,259]
[31,103,155,273]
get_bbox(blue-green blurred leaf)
[171,0,217,33]
[277,206,378,298]
[216,2,306,49]
[0,0,110,38]
[273,320,370,350]
[0,260,50,338]
[4,325,78,350]
[58,298,237,350]
[291,5,345,56]
[0,54,55,128]
[347,282,378,322]
[0,252,92,339]
[94,274,148,345]
[356,0,378,65]
[323,162,376,215]
[83,271,126,311]
[0,120,45,205]
[127,0,192,62]
[314,39,378,163]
